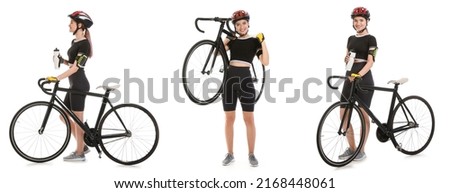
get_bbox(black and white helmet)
[69,11,93,28]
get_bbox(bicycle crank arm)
[95,146,102,158]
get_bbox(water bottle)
[53,48,60,69]
[346,50,356,71]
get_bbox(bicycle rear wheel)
[10,101,71,163]
[250,61,266,103]
[99,104,159,165]
[317,102,365,167]
[390,96,434,155]
[182,39,228,105]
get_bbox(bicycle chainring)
[84,128,99,147]
[376,123,389,143]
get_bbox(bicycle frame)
[329,76,419,137]
[195,17,260,82]
[38,79,130,144]
[195,17,233,75]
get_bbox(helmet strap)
[357,27,366,33]
[353,20,368,34]
[73,23,84,35]
[73,27,79,35]
[233,20,249,37]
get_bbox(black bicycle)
[317,74,434,167]
[9,77,159,165]
[182,17,265,105]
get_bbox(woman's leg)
[243,112,256,154]
[360,108,370,152]
[225,111,236,154]
[340,108,356,150]
[73,111,85,155]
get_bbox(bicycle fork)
[38,103,54,135]
[201,45,223,75]
[338,105,354,136]
[38,90,59,135]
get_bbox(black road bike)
[317,74,434,167]
[182,17,265,105]
[10,77,159,165]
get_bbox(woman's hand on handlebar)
[348,73,361,82]
[46,76,59,82]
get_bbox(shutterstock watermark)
[102,68,344,104]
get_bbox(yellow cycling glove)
[47,76,59,82]
[256,33,265,43]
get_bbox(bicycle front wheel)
[390,96,434,155]
[182,40,228,105]
[10,101,71,163]
[99,104,159,165]
[317,102,366,167]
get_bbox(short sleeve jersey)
[67,39,90,65]
[227,37,262,64]
[347,34,377,60]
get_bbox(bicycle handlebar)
[38,77,59,95]
[195,17,233,34]
[327,75,369,93]
[327,76,347,90]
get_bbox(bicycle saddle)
[96,84,120,91]
[388,78,408,85]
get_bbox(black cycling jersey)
[342,34,377,108]
[64,39,91,111]
[227,37,262,64]
[68,39,90,64]
[347,34,377,60]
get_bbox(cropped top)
[227,37,262,64]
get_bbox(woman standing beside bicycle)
[339,7,377,161]
[55,11,94,161]
[221,10,269,167]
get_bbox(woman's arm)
[258,41,269,66]
[57,61,79,80]
[223,37,230,51]
[344,49,349,65]
[358,54,374,77]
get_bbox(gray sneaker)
[353,152,367,161]
[249,154,258,167]
[83,145,90,154]
[338,148,354,160]
[222,153,234,166]
[71,145,90,155]
[63,153,85,162]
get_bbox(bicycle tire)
[390,95,435,155]
[317,101,366,167]
[10,101,71,163]
[182,39,228,105]
[251,62,266,103]
[99,103,159,165]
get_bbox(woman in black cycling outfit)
[339,7,378,161]
[221,10,269,167]
[55,11,93,161]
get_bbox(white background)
[1,0,448,192]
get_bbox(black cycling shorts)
[222,65,256,112]
[64,72,90,111]
[340,62,374,108]
[64,92,88,111]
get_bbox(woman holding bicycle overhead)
[339,7,377,161]
[55,11,94,161]
[221,10,269,167]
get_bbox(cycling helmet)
[232,10,250,24]
[69,11,93,28]
[351,7,370,20]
